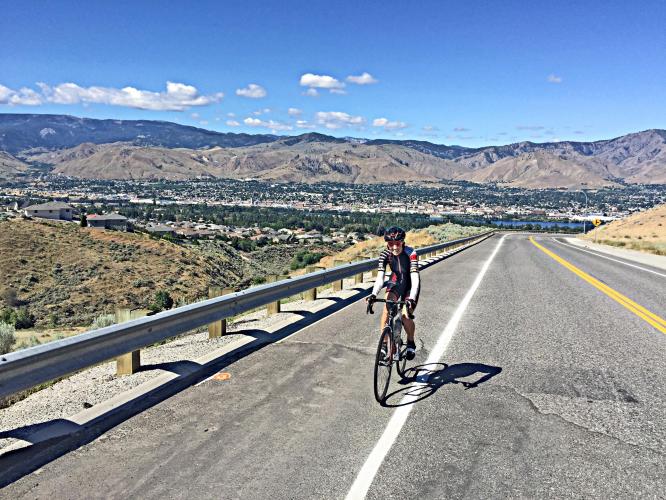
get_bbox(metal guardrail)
[0,231,494,399]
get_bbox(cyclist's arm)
[371,250,389,296]
[407,248,420,301]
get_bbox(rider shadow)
[382,362,502,407]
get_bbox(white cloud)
[243,116,293,132]
[235,83,267,98]
[547,74,563,83]
[227,112,236,117]
[315,111,365,130]
[190,112,200,119]
[346,72,378,85]
[372,117,407,130]
[300,73,346,94]
[4,81,223,111]
[226,120,240,126]
[422,125,439,132]
[288,107,302,116]
[453,127,470,132]
[0,84,44,105]
[295,120,316,129]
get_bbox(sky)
[1,0,665,147]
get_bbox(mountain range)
[1,113,665,188]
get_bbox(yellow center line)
[529,236,666,334]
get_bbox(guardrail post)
[333,260,344,291]
[354,259,364,285]
[208,286,234,338]
[115,308,146,375]
[266,275,281,315]
[304,266,318,301]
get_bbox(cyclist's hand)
[366,294,376,314]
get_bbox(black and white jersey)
[371,245,420,301]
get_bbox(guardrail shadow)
[382,362,502,408]
[0,291,370,487]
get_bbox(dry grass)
[582,203,666,256]
[0,219,237,328]
[318,222,487,267]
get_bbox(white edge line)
[345,234,507,500]
[554,239,666,278]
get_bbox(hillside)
[459,150,620,188]
[1,113,666,188]
[582,204,666,255]
[0,151,29,180]
[0,113,277,154]
[0,219,244,328]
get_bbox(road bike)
[366,298,413,402]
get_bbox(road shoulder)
[565,237,666,271]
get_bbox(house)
[87,213,129,231]
[24,201,74,221]
[146,224,176,237]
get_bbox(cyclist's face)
[387,240,403,255]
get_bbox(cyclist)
[366,226,420,360]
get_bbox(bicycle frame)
[369,298,408,360]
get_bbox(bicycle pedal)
[393,353,400,361]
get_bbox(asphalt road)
[2,234,665,499]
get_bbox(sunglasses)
[386,241,403,247]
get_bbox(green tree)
[150,291,174,312]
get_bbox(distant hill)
[0,151,29,180]
[1,113,665,188]
[0,113,277,154]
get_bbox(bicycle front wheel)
[374,327,392,403]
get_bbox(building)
[24,201,74,221]
[146,224,176,237]
[87,213,129,231]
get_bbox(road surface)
[2,233,665,498]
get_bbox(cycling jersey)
[371,245,420,303]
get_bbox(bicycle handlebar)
[366,298,413,318]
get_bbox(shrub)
[150,290,174,312]
[90,313,116,330]
[0,307,35,329]
[0,321,16,354]
[14,307,36,329]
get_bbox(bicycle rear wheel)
[374,327,393,403]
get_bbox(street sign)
[593,219,602,227]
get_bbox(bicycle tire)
[374,327,393,403]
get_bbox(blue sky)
[1,0,664,147]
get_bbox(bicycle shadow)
[382,362,502,407]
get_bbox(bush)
[150,291,174,312]
[14,307,36,329]
[0,307,35,329]
[0,321,16,354]
[290,250,326,270]
[90,313,115,330]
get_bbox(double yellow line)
[529,236,666,334]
